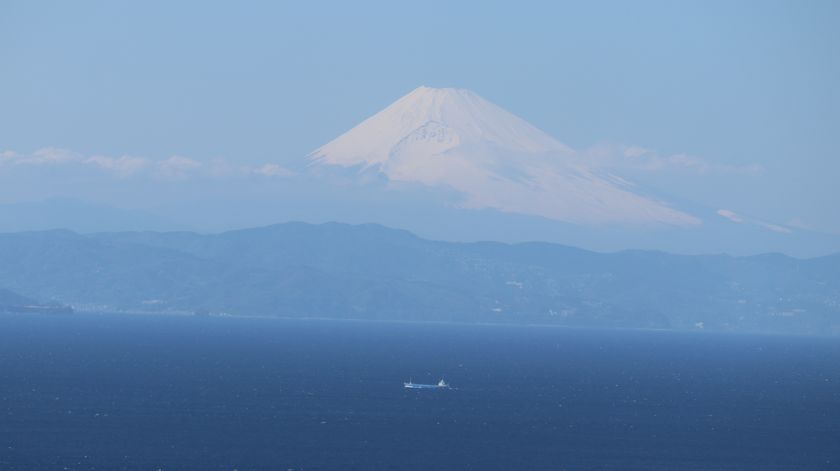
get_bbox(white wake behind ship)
[404,379,450,389]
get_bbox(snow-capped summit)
[310,86,699,226]
[312,86,573,168]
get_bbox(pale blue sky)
[1,0,838,235]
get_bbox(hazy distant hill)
[0,286,72,314]
[0,223,838,334]
[0,288,36,306]
[0,198,176,233]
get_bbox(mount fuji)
[309,86,699,227]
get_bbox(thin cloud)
[84,155,150,178]
[757,221,793,234]
[585,144,765,176]
[156,155,202,179]
[0,147,83,166]
[0,148,295,180]
[253,163,295,177]
[717,208,793,234]
[717,209,744,223]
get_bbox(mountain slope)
[0,223,835,334]
[310,86,699,226]
[0,288,37,306]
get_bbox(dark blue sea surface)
[0,314,838,470]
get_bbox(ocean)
[0,313,838,470]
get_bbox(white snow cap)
[310,86,700,226]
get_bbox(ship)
[404,379,449,389]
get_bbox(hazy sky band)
[1,0,838,234]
